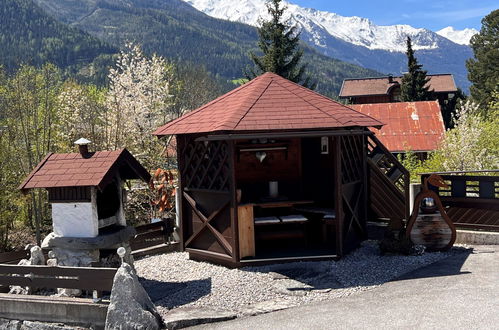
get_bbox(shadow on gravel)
[395,247,473,282]
[242,244,474,292]
[139,277,212,308]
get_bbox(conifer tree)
[246,0,315,88]
[400,36,433,101]
[466,9,499,109]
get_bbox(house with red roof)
[153,72,410,267]
[339,74,458,105]
[350,100,446,157]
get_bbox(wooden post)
[334,137,343,256]
[176,135,185,251]
[237,204,255,258]
[361,134,368,239]
[228,140,240,264]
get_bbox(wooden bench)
[238,204,309,259]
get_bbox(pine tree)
[246,0,315,88]
[400,36,433,101]
[466,9,499,109]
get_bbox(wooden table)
[237,200,314,258]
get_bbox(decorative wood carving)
[406,174,457,251]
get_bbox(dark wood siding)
[48,187,91,203]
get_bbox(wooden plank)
[334,137,344,256]
[0,265,116,277]
[238,205,255,258]
[131,242,180,258]
[0,250,29,264]
[135,221,166,235]
[0,265,117,291]
[229,140,240,264]
[133,230,166,241]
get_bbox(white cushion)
[280,215,308,223]
[254,216,280,224]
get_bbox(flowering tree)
[438,100,498,171]
[106,43,173,168]
[57,81,107,151]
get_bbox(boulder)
[105,263,163,330]
[0,318,22,330]
[9,246,45,295]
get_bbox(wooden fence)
[0,218,177,268]
[422,170,499,231]
[0,264,117,292]
[0,250,30,264]
[130,218,177,256]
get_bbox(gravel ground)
[135,241,467,317]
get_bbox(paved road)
[194,246,499,329]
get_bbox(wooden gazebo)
[154,72,405,267]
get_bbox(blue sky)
[291,0,497,31]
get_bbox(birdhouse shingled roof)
[153,72,384,136]
[19,149,151,192]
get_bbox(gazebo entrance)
[175,130,370,267]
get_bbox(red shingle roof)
[339,74,457,97]
[351,101,445,152]
[19,149,151,191]
[153,72,384,136]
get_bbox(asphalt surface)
[193,245,499,329]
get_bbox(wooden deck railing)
[421,170,499,231]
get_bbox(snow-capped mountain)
[436,27,478,45]
[183,0,474,91]
[184,0,448,52]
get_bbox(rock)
[9,246,45,295]
[162,307,237,329]
[8,286,29,295]
[20,321,87,330]
[272,279,313,296]
[42,227,136,250]
[0,318,22,329]
[29,246,45,265]
[105,263,163,330]
[241,299,298,316]
[51,248,98,267]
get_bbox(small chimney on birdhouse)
[74,138,91,158]
[388,75,394,83]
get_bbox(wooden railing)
[130,218,177,256]
[421,171,499,231]
[0,264,117,292]
[0,250,30,264]
[367,135,410,222]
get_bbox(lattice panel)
[341,135,364,184]
[181,140,230,191]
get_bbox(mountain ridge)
[184,0,474,91]
[32,0,383,97]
